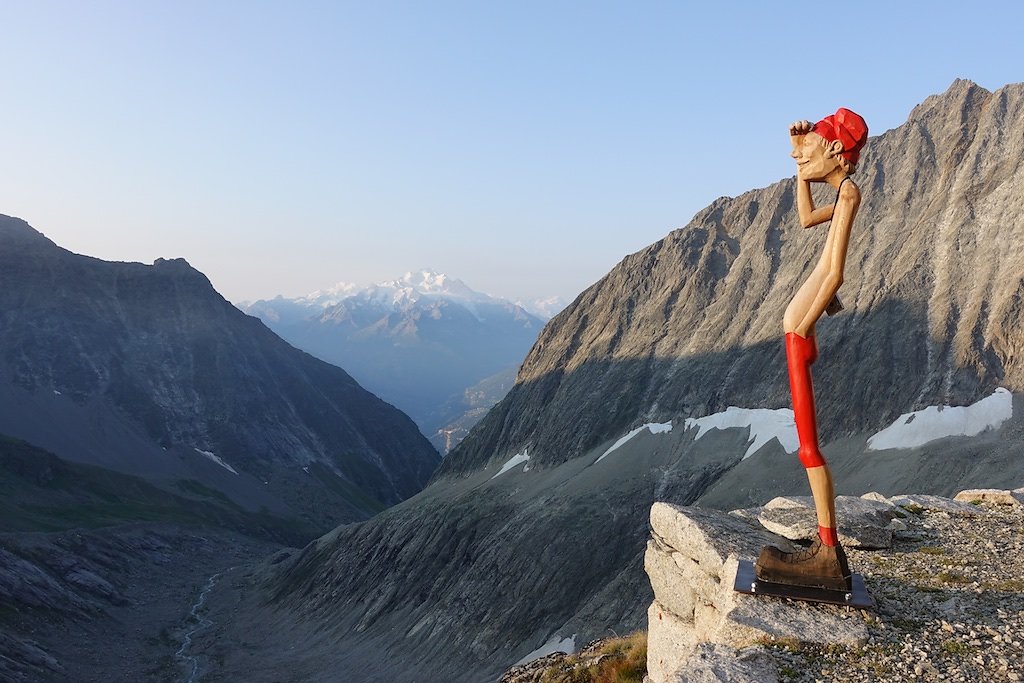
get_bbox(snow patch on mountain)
[513,634,577,667]
[194,448,239,475]
[492,450,530,479]
[867,388,1013,451]
[685,407,798,459]
[594,422,674,464]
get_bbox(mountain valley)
[3,79,1024,682]
[241,271,548,452]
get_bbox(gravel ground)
[0,524,283,683]
[765,501,1024,682]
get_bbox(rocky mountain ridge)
[0,215,440,529]
[441,78,1024,476]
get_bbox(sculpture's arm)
[796,179,835,229]
[794,181,861,336]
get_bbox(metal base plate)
[734,560,874,609]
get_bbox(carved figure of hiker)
[755,108,869,591]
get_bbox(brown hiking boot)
[754,538,852,591]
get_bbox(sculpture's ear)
[826,139,845,159]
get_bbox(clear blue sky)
[2,1,1021,304]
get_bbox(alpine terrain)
[0,217,442,681]
[240,271,547,451]
[15,79,1024,683]
[0,216,441,529]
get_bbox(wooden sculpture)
[754,108,869,591]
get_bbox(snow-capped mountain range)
[242,270,563,324]
[240,270,551,447]
[290,271,490,311]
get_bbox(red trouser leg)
[786,332,838,547]
[786,332,825,468]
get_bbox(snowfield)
[594,422,674,464]
[867,388,1013,450]
[513,634,576,667]
[491,450,530,479]
[193,448,239,475]
[685,407,799,459]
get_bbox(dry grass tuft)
[532,632,647,683]
[590,632,647,683]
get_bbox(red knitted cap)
[812,108,868,164]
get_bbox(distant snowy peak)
[516,296,568,320]
[360,269,492,309]
[243,269,552,327]
[388,270,478,299]
[296,281,360,308]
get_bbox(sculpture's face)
[791,131,842,181]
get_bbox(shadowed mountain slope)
[0,218,440,529]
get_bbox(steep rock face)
[202,81,1024,682]
[443,78,1024,475]
[0,218,440,527]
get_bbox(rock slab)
[646,502,868,683]
[757,495,899,548]
[889,494,988,515]
[666,644,778,683]
[954,488,1024,507]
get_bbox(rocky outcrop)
[752,495,902,549]
[645,491,1024,682]
[442,78,1024,477]
[954,487,1024,506]
[645,503,867,682]
[0,216,440,528]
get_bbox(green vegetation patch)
[937,571,969,585]
[980,577,1024,592]
[940,639,970,657]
